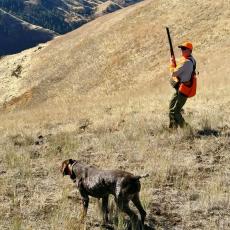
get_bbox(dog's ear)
[68,159,75,165]
[61,160,71,176]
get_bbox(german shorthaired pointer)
[61,159,148,229]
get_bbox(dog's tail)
[134,173,149,180]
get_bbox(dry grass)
[0,94,229,229]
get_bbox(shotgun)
[166,27,176,67]
[166,27,180,88]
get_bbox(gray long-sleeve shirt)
[172,55,196,83]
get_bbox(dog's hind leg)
[102,196,109,224]
[131,193,146,225]
[117,198,140,230]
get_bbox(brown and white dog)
[61,159,148,229]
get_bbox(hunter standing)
[169,41,196,129]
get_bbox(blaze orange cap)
[178,41,193,50]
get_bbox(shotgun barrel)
[166,27,176,66]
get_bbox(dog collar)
[70,161,78,183]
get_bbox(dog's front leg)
[102,196,109,224]
[80,196,89,222]
[78,180,89,222]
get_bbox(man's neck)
[183,54,192,58]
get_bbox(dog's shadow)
[101,224,114,230]
[101,222,155,230]
[196,128,221,137]
[143,224,155,230]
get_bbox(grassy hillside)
[0,0,229,229]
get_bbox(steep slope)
[0,9,57,55]
[0,0,229,111]
[0,0,230,230]
[0,0,142,34]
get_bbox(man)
[169,41,196,129]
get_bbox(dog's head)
[61,159,76,177]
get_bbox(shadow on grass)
[100,221,155,230]
[126,222,156,230]
[196,128,221,137]
[143,224,155,230]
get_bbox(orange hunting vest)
[179,57,197,98]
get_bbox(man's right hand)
[170,56,176,68]
[169,57,176,73]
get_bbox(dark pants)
[169,91,187,128]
